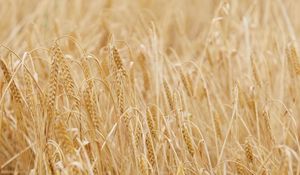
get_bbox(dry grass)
[0,0,300,174]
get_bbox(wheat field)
[0,0,300,174]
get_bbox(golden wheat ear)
[181,124,195,156]
[0,59,23,106]
[111,45,127,77]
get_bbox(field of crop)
[0,0,300,174]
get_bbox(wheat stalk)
[55,120,75,155]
